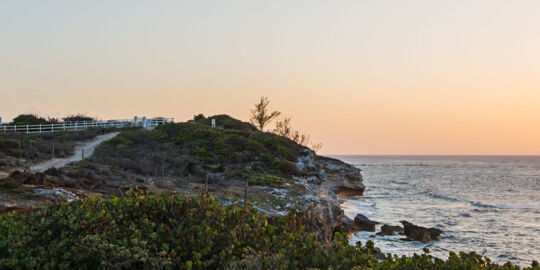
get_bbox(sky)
[1,1,540,155]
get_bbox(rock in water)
[400,220,442,243]
[354,214,379,231]
[377,224,404,236]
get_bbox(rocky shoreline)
[294,151,442,245]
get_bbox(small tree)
[273,116,323,152]
[249,97,281,131]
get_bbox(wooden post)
[82,149,85,160]
[26,124,29,133]
[39,124,41,133]
[243,181,248,208]
[63,122,65,131]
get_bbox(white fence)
[0,117,174,134]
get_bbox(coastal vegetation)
[94,115,305,186]
[8,114,58,125]
[6,113,96,126]
[0,191,537,269]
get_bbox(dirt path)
[27,132,119,173]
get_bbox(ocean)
[332,155,540,267]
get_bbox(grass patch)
[247,173,287,188]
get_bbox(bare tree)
[250,97,281,131]
[273,116,323,152]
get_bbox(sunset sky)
[1,1,540,155]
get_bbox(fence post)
[75,122,78,131]
[51,123,54,132]
[244,181,248,208]
[82,149,85,159]
[63,122,66,131]
[26,124,29,133]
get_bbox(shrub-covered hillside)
[0,192,536,269]
[89,115,308,187]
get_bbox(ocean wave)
[389,180,408,185]
[471,202,540,209]
[421,188,461,202]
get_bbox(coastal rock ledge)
[292,150,366,241]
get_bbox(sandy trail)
[25,132,120,173]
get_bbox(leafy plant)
[0,192,535,269]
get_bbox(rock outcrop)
[377,224,403,236]
[288,149,366,241]
[316,156,365,197]
[401,221,442,243]
[353,214,379,231]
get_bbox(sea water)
[332,156,540,267]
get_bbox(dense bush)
[9,114,57,125]
[0,192,536,269]
[153,122,303,170]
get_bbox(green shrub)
[193,114,205,122]
[192,146,209,157]
[9,114,55,125]
[0,192,535,270]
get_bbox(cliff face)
[286,149,364,241]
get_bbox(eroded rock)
[354,214,379,231]
[377,224,404,236]
[316,156,365,197]
[401,220,442,243]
